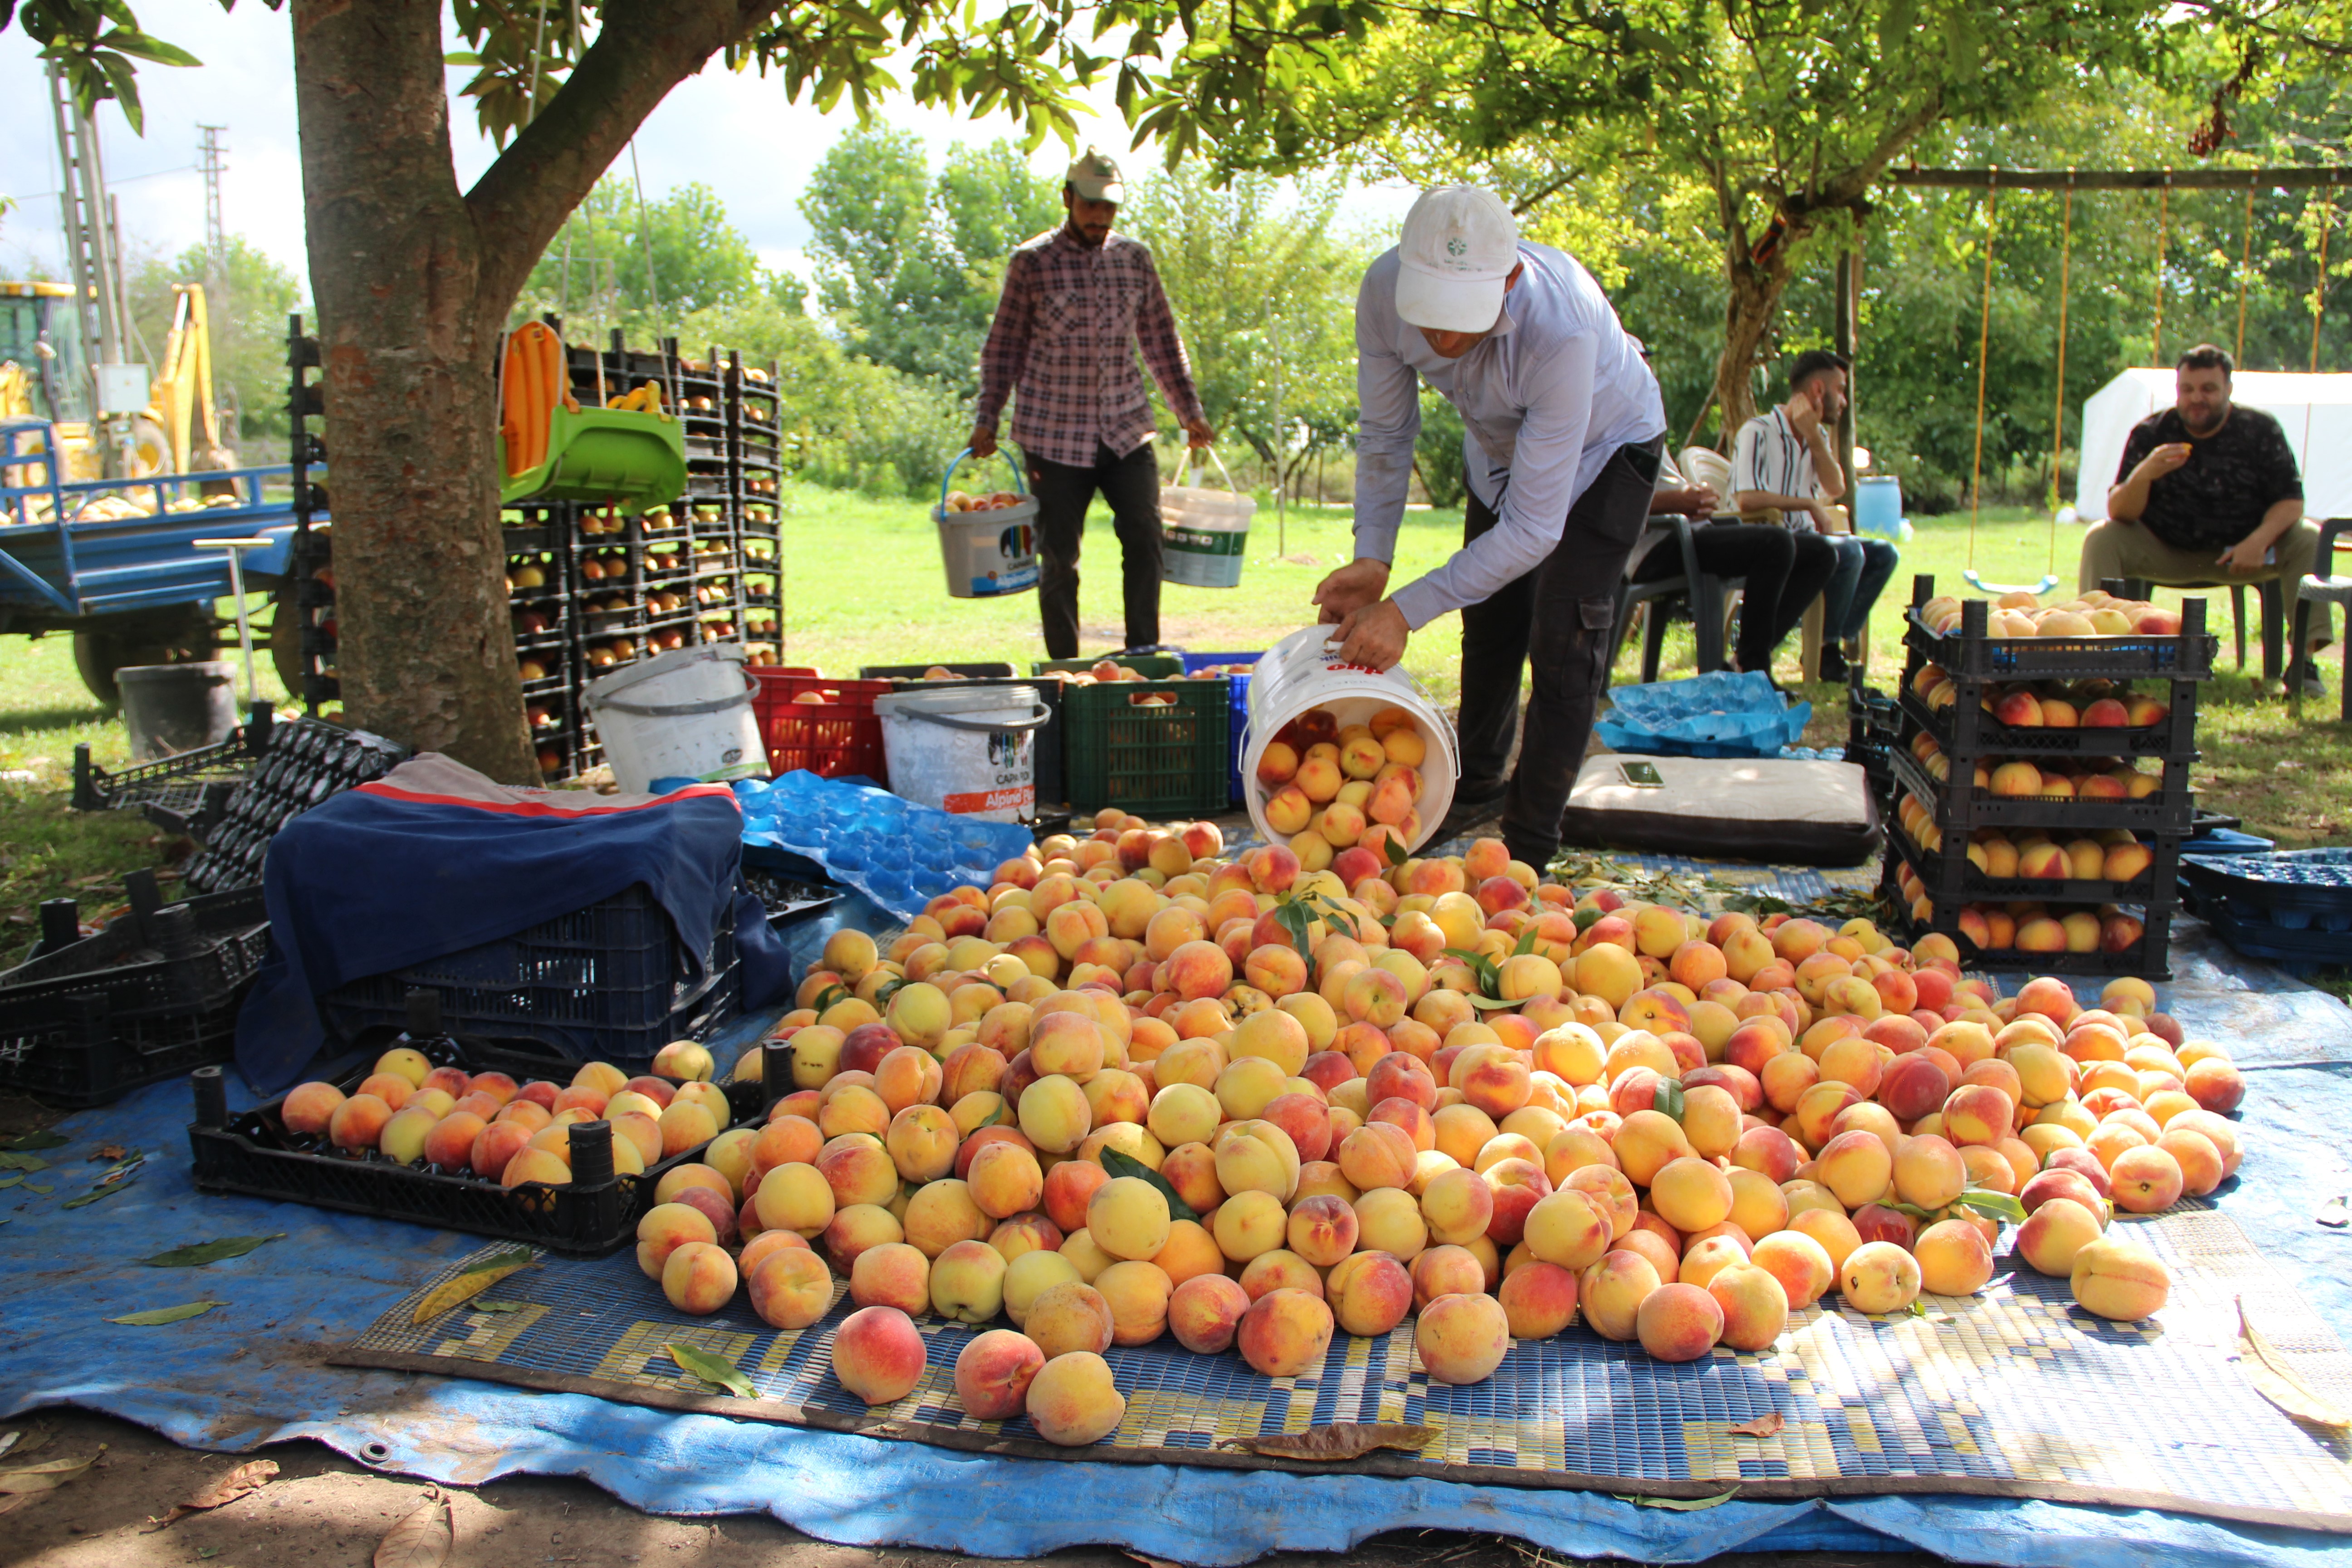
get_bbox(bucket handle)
[1171,445,1241,496]
[590,668,759,719]
[889,700,1052,734]
[939,447,1030,517]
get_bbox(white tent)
[2074,369,2352,522]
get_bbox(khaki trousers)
[2077,517,2331,654]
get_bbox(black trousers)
[1024,440,1163,660]
[1632,523,1840,674]
[1456,439,1663,868]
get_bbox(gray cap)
[1066,147,1125,203]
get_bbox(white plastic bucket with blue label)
[934,448,1040,598]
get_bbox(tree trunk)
[290,0,778,781]
[1708,235,1802,450]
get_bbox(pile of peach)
[1906,736,2164,807]
[1926,673,2171,732]
[604,817,2248,1442]
[277,1038,737,1190]
[1891,869,2148,956]
[1918,588,2186,640]
[1255,705,1434,867]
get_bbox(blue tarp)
[4,900,2350,1567]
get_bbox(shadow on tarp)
[0,889,2348,1567]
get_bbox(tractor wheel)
[72,608,217,706]
[268,595,307,697]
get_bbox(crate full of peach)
[613,813,2236,1440]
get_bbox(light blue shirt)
[1352,242,1666,629]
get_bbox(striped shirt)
[974,226,1207,470]
[1730,407,1825,527]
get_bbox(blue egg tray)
[733,771,1032,921]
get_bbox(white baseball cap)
[1394,186,1520,333]
[1066,147,1125,204]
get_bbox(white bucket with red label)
[1240,626,1460,851]
[873,684,1050,823]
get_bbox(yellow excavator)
[0,279,234,480]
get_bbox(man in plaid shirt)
[971,148,1216,658]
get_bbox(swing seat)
[1962,569,2062,597]
[499,403,686,508]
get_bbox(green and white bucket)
[1160,449,1254,589]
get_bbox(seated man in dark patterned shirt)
[2079,343,2323,696]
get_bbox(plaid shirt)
[975,226,1206,470]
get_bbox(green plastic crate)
[1058,676,1230,816]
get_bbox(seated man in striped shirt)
[1730,350,1897,682]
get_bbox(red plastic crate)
[750,666,892,782]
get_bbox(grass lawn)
[0,486,2346,946]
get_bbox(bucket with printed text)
[1240,626,1460,853]
[933,448,1041,599]
[1160,448,1254,589]
[583,643,766,795]
[873,684,1051,824]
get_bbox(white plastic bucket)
[1241,626,1461,852]
[933,448,1040,599]
[583,643,765,794]
[1161,449,1254,589]
[873,684,1051,823]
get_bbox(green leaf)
[412,1247,536,1323]
[1275,900,1314,964]
[470,1300,526,1313]
[1884,1201,1933,1219]
[23,1183,50,1195]
[1612,1489,1739,1510]
[0,1153,50,1171]
[1101,1146,1198,1222]
[137,1234,284,1268]
[0,1175,20,1190]
[1379,833,1408,869]
[62,1176,137,1208]
[1512,927,1538,958]
[1654,1078,1686,1123]
[0,1132,66,1151]
[108,1301,223,1325]
[1953,1188,2026,1224]
[667,1342,757,1399]
[97,29,201,66]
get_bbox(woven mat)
[337,1208,2352,1532]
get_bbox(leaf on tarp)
[145,1458,277,1528]
[1215,1422,1436,1460]
[1952,1187,2026,1224]
[2236,1297,2351,1430]
[373,1487,452,1568]
[470,1300,525,1313]
[411,1248,535,1324]
[1727,1411,1784,1438]
[1101,1146,1197,1222]
[666,1342,756,1399]
[108,1301,223,1325]
[87,1143,129,1161]
[1612,1488,1740,1510]
[63,1175,137,1209]
[138,1235,284,1268]
[0,1132,65,1151]
[0,1444,102,1494]
[22,1183,49,1195]
[0,1152,49,1171]
[0,1175,21,1190]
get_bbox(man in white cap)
[973,147,1216,659]
[1316,186,1666,868]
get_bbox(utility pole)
[197,124,236,432]
[47,61,139,473]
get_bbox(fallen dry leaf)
[88,1145,129,1162]
[2237,1297,2350,1430]
[146,1458,277,1529]
[1728,1411,1785,1438]
[1124,1552,1185,1568]
[412,1248,534,1324]
[0,1444,104,1513]
[374,1486,452,1568]
[1215,1422,1436,1461]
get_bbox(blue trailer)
[0,417,312,702]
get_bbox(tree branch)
[466,0,776,312]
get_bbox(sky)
[0,8,1420,298]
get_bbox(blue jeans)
[1821,535,1899,642]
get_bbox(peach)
[1492,1260,1576,1339]
[1816,1130,1894,1209]
[1004,1249,1084,1327]
[2070,1235,2171,1321]
[1409,1245,1487,1311]
[328,1093,395,1153]
[966,1140,1047,1221]
[1214,1189,1291,1262]
[1408,1291,1509,1387]
[470,1119,536,1181]
[1892,1134,1967,1211]
[1278,1193,1356,1268]
[954,1328,1047,1420]
[1327,1251,1414,1337]
[2019,1166,2108,1221]
[1419,1166,1497,1247]
[1337,1120,1419,1192]
[1649,1158,1735,1234]
[662,1240,739,1315]
[1790,1210,1863,1276]
[636,1202,720,1279]
[1611,1110,1696,1188]
[1838,1240,1922,1314]
[2184,1057,2245,1113]
[1238,1287,1336,1377]
[1749,1231,1834,1310]
[1731,1126,1805,1183]
[1699,1264,1783,1352]
[1941,1083,2015,1147]
[1915,1219,1995,1296]
[1634,1281,1724,1363]
[1087,1176,1174,1261]
[847,1239,931,1313]
[1563,1165,1638,1243]
[1018,1074,1094,1154]
[1161,1271,1251,1353]
[1026,1350,1126,1446]
[1093,1258,1174,1346]
[2107,1145,2184,1213]
[1678,1235,1749,1294]
[2156,1128,2224,1196]
[747,1247,834,1330]
[281,1080,348,1137]
[1878,1054,1950,1122]
[833,1305,929,1406]
[1577,1250,1662,1342]
[2015,1196,2103,1277]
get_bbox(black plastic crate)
[1897,684,2198,761]
[318,882,741,1070]
[1887,816,2178,905]
[0,882,268,1107]
[1888,747,2195,834]
[1882,870,2176,979]
[1902,577,2218,681]
[186,1028,775,1255]
[2179,848,2352,930]
[860,662,1015,680]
